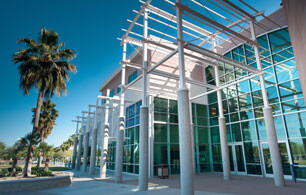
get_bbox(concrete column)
[71,135,78,169]
[138,8,149,191]
[249,20,285,186]
[76,134,83,170]
[177,89,194,195]
[212,37,231,180]
[115,38,127,182]
[176,0,194,194]
[115,116,124,182]
[82,131,90,172]
[90,100,100,175]
[89,128,98,175]
[219,117,230,180]
[101,89,110,179]
[139,106,149,190]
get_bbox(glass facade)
[105,27,306,180]
[153,97,211,175]
[206,27,306,179]
[106,100,141,174]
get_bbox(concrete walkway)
[2,169,306,195]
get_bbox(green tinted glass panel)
[198,127,209,144]
[273,116,286,139]
[268,28,291,54]
[242,120,257,141]
[275,59,298,83]
[196,104,207,117]
[244,44,255,64]
[198,144,211,164]
[170,144,180,164]
[154,124,167,142]
[169,114,178,123]
[232,45,245,63]
[240,109,254,120]
[170,125,179,143]
[154,97,168,112]
[211,127,220,144]
[290,138,306,165]
[272,48,294,64]
[154,144,168,165]
[252,90,264,108]
[154,112,167,122]
[244,142,260,163]
[279,79,303,101]
[169,100,178,114]
[264,67,276,87]
[282,99,306,113]
[257,34,270,58]
[212,145,222,163]
[256,119,267,140]
[284,112,306,138]
[231,123,242,142]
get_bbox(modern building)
[72,0,306,194]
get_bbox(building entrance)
[261,141,291,178]
[229,143,246,175]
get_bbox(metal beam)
[184,42,260,73]
[143,38,219,67]
[147,48,178,73]
[121,0,152,45]
[151,69,217,89]
[190,71,264,100]
[176,2,259,47]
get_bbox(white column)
[115,40,127,183]
[90,99,100,175]
[176,1,194,194]
[139,8,149,191]
[72,119,80,169]
[101,89,110,178]
[213,37,231,180]
[82,108,92,172]
[76,113,85,170]
[250,20,285,187]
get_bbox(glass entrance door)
[261,142,291,177]
[229,144,246,174]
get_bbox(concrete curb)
[0,172,73,193]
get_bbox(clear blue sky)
[0,0,281,147]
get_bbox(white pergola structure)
[71,116,82,169]
[75,112,94,170]
[116,0,285,194]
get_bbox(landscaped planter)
[0,172,73,193]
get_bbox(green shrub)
[36,169,54,177]
[31,166,42,175]
[8,166,22,174]
[0,168,9,177]
[31,167,54,177]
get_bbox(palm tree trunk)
[23,90,44,177]
[37,133,44,167]
[44,158,49,171]
[10,157,18,176]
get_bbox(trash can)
[158,164,169,179]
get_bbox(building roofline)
[99,46,141,92]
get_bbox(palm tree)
[9,137,28,176]
[13,28,76,177]
[38,143,54,171]
[33,100,58,167]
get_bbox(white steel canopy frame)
[114,0,285,194]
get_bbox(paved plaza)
[2,169,306,195]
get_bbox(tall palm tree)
[13,28,77,177]
[33,100,58,167]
